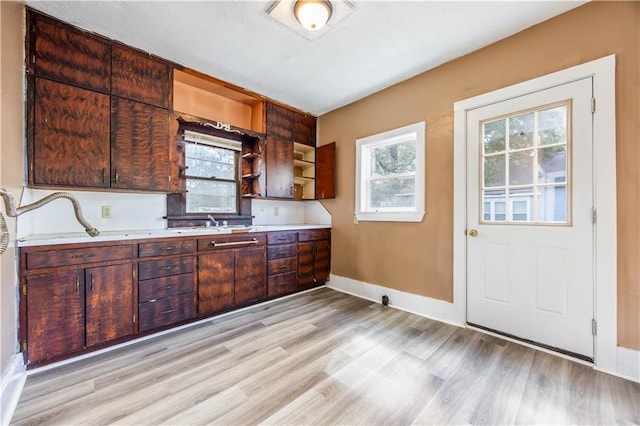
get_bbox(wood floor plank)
[11,288,640,425]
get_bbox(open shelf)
[293,142,316,200]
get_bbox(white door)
[466,78,594,359]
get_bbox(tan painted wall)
[319,1,640,350]
[0,0,25,378]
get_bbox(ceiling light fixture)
[293,0,333,31]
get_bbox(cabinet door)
[111,97,170,191]
[314,240,331,284]
[33,78,110,187]
[85,263,134,347]
[234,247,266,305]
[316,142,336,200]
[111,45,170,109]
[26,270,85,362]
[266,102,294,139]
[293,112,316,147]
[198,251,235,316]
[33,15,111,93]
[265,136,294,198]
[298,242,315,288]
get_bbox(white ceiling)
[26,1,586,116]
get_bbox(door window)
[481,102,570,224]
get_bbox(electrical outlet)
[101,205,112,218]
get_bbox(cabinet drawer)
[198,234,266,251]
[267,232,297,245]
[139,273,195,303]
[138,256,194,280]
[268,273,297,297]
[138,293,194,332]
[267,257,297,276]
[298,229,330,242]
[139,240,196,258]
[26,245,133,270]
[267,244,297,260]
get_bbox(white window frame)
[355,121,425,222]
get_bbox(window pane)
[369,176,415,209]
[538,146,567,183]
[509,113,534,150]
[509,188,534,222]
[370,141,416,176]
[537,185,567,223]
[511,200,529,221]
[483,201,491,221]
[538,106,567,146]
[484,154,505,187]
[186,180,237,213]
[483,119,506,154]
[509,150,534,185]
[185,143,236,180]
[483,189,505,222]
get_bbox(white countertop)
[17,224,331,247]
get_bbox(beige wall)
[319,1,640,350]
[0,0,25,378]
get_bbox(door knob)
[468,229,478,237]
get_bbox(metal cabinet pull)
[277,251,288,256]
[90,274,95,292]
[75,275,80,294]
[278,265,288,269]
[114,170,119,184]
[160,246,175,251]
[159,285,174,290]
[71,253,96,259]
[160,308,178,315]
[161,266,174,271]
[211,238,258,248]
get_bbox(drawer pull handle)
[279,282,290,287]
[160,308,178,315]
[71,253,96,259]
[159,285,174,290]
[212,238,258,248]
[160,247,175,251]
[161,266,174,271]
[278,265,288,269]
[276,237,287,241]
[277,251,288,256]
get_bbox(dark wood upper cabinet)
[266,102,294,140]
[111,45,171,109]
[85,263,134,347]
[111,97,170,191]
[294,113,316,147]
[32,14,111,93]
[265,136,294,198]
[316,142,336,199]
[33,78,110,188]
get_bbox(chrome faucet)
[207,215,218,227]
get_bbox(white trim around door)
[453,55,617,374]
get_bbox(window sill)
[355,211,425,223]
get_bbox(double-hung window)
[183,130,241,214]
[355,122,425,222]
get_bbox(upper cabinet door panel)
[111,97,170,191]
[265,136,294,198]
[266,102,294,140]
[33,78,110,188]
[315,142,336,199]
[111,45,170,109]
[33,16,111,93]
[294,113,316,147]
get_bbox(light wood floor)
[11,288,640,425]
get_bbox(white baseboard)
[612,346,640,383]
[1,354,26,425]
[327,274,463,327]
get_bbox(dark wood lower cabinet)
[198,251,235,316]
[26,269,85,362]
[20,229,329,367]
[85,263,134,346]
[234,246,267,306]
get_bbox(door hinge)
[22,284,27,296]
[592,319,597,335]
[591,97,596,113]
[22,340,27,351]
[592,208,597,224]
